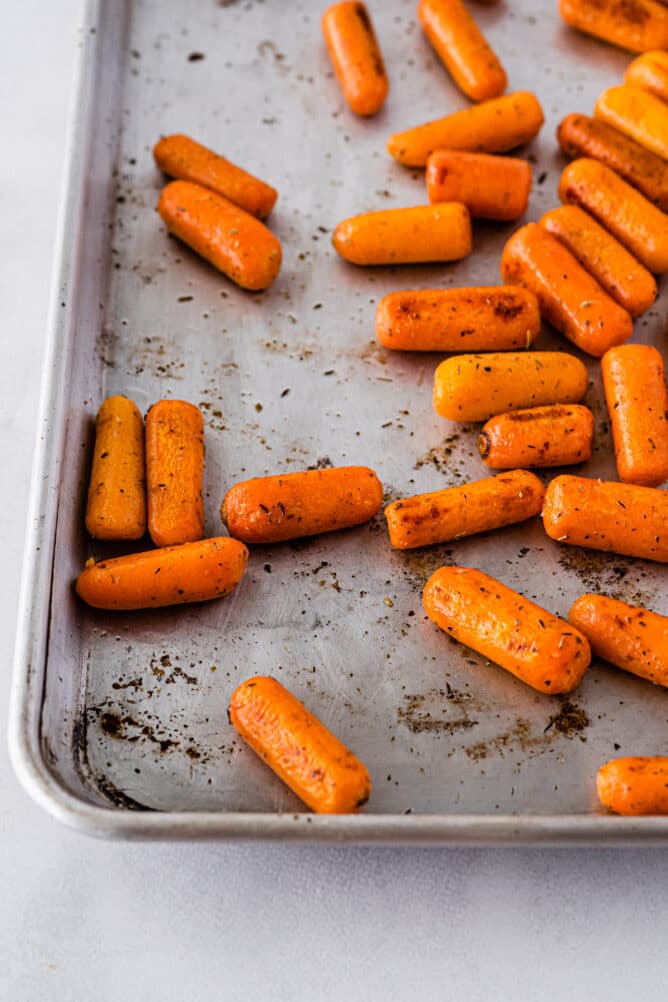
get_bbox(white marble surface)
[3,3,668,999]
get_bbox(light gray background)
[3,2,668,999]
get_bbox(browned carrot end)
[321,2,388,116]
[426,151,531,221]
[478,404,595,469]
[85,395,146,541]
[417,0,507,102]
[559,0,668,52]
[146,399,205,548]
[597,757,668,816]
[332,203,472,266]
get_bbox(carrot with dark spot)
[146,400,205,547]
[321,2,388,116]
[559,0,668,52]
[426,151,531,221]
[478,404,594,469]
[85,395,146,540]
[417,0,507,102]
[597,757,668,816]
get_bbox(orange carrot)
[433,351,588,423]
[75,537,248,610]
[625,51,668,103]
[385,469,544,549]
[375,286,540,352]
[478,404,594,469]
[500,222,633,357]
[597,757,668,816]
[601,344,668,487]
[595,85,668,161]
[146,400,205,548]
[157,180,282,290]
[229,676,371,814]
[542,475,668,562]
[387,91,544,167]
[559,0,668,52]
[426,151,531,221]
[417,0,507,102]
[321,2,388,116]
[153,134,277,219]
[423,566,591,694]
[332,203,472,265]
[85,395,146,541]
[221,465,383,544]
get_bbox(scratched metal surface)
[12,0,668,839]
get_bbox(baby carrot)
[597,757,668,816]
[559,0,668,52]
[85,395,146,541]
[423,566,591,694]
[229,676,371,814]
[75,536,248,611]
[417,0,507,102]
[426,151,531,221]
[601,345,668,487]
[321,2,388,116]
[625,51,668,103]
[478,404,594,469]
[157,180,282,291]
[501,223,633,357]
[146,400,205,548]
[542,475,668,562]
[332,203,471,266]
[569,594,668,688]
[540,205,657,318]
[433,351,588,423]
[595,85,668,162]
[387,91,544,167]
[375,286,540,352]
[153,134,277,219]
[385,469,544,550]
[221,466,383,544]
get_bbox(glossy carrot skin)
[157,180,282,290]
[146,400,205,548]
[478,404,594,469]
[75,537,248,610]
[332,203,472,265]
[417,0,507,102]
[559,0,668,52]
[423,566,591,694]
[500,223,633,357]
[230,676,371,814]
[85,396,146,541]
[542,475,668,562]
[595,85,668,162]
[385,469,544,549]
[625,51,668,102]
[322,2,388,116]
[426,151,531,221]
[597,757,668,816]
[601,345,668,487]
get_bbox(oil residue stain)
[464,698,590,762]
[398,685,483,735]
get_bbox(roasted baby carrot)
[569,594,668,688]
[500,222,633,356]
[625,51,668,103]
[375,286,540,352]
[601,345,668,487]
[229,676,371,814]
[559,0,668,52]
[146,400,205,548]
[321,2,388,116]
[433,351,588,423]
[542,475,668,562]
[417,0,507,102]
[385,469,544,549]
[85,395,146,541]
[597,757,668,816]
[332,203,471,266]
[157,180,282,290]
[595,85,668,162]
[540,205,657,318]
[559,159,668,274]
[221,466,383,544]
[75,536,248,610]
[423,566,591,694]
[426,151,531,221]
[387,91,544,167]
[478,404,594,469]
[153,134,277,219]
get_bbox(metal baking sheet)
[10,0,668,842]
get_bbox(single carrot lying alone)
[85,395,146,541]
[321,2,388,116]
[426,151,531,221]
[146,400,205,548]
[417,0,507,102]
[595,85,668,162]
[332,203,471,266]
[597,757,668,816]
[478,404,594,469]
[229,676,371,814]
[625,51,668,103]
[559,0,668,52]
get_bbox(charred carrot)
[153,134,277,219]
[500,223,633,357]
[229,676,371,814]
[375,286,540,352]
[601,345,668,487]
[540,205,657,318]
[75,536,248,610]
[387,91,544,167]
[321,2,388,116]
[625,51,668,103]
[157,180,282,290]
[332,203,471,266]
[595,85,668,162]
[433,351,588,423]
[221,465,383,544]
[542,475,668,562]
[85,395,146,541]
[417,0,507,102]
[597,757,668,816]
[426,151,531,221]
[146,400,205,548]
[559,0,668,52]
[385,469,544,550]
[423,566,591,694]
[478,404,594,469]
